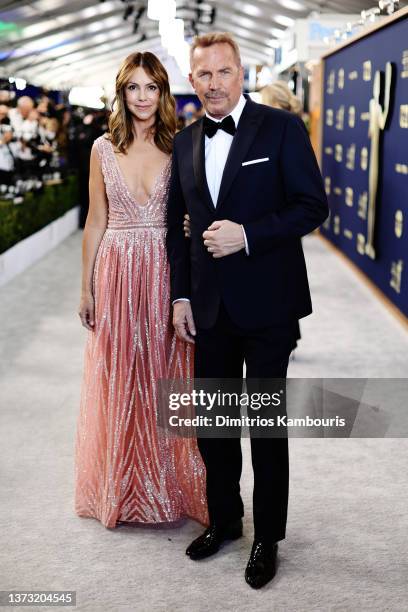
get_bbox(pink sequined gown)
[74,135,208,528]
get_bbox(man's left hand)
[202,220,245,258]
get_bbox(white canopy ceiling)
[0,0,403,93]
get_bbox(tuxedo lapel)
[216,98,264,210]
[192,118,215,213]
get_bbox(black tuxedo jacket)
[166,96,329,330]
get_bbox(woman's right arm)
[78,143,108,331]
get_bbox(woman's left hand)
[183,213,191,239]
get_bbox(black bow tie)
[203,114,236,138]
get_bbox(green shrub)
[0,174,78,254]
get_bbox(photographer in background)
[0,104,14,185]
[32,102,59,172]
[9,97,39,179]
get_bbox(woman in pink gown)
[75,52,208,529]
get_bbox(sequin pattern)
[74,135,208,528]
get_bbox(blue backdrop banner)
[320,13,408,318]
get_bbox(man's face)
[17,97,34,118]
[189,43,244,119]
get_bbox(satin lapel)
[216,99,264,210]
[192,118,215,212]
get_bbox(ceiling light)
[270,28,286,38]
[274,15,295,27]
[147,0,161,20]
[148,0,175,21]
[232,16,258,29]
[241,3,262,17]
[277,0,305,11]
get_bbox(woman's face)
[37,100,48,114]
[124,66,160,123]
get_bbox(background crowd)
[0,80,301,227]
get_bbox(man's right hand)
[173,301,196,344]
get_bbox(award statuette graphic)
[366,61,394,260]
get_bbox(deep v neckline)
[109,139,170,207]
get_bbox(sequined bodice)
[94,135,171,229]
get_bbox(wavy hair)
[108,52,176,155]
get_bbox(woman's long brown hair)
[108,51,176,155]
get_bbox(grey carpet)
[0,231,407,612]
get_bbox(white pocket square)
[242,157,270,166]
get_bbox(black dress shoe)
[186,518,243,560]
[245,540,278,589]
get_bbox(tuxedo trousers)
[194,301,296,543]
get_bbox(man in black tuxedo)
[166,32,329,589]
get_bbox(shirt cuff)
[241,225,250,255]
[172,298,191,305]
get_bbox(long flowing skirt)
[74,228,208,528]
